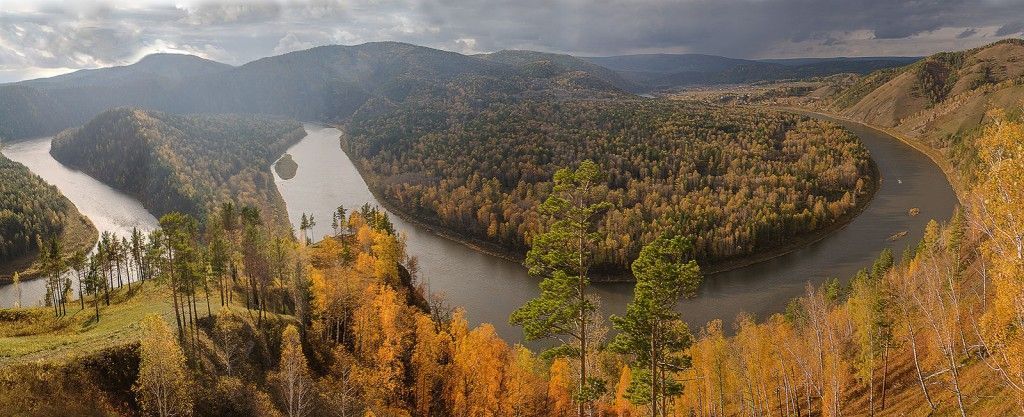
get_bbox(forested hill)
[49,108,304,230]
[583,53,918,89]
[0,42,918,142]
[345,99,875,273]
[0,154,96,281]
[0,42,629,141]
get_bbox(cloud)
[957,28,978,39]
[996,21,1024,36]
[3,0,1024,82]
[179,2,282,26]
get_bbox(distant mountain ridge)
[584,53,918,88]
[0,42,630,141]
[0,41,919,141]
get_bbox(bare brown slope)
[837,39,1024,140]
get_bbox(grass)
[0,283,175,365]
[0,278,298,367]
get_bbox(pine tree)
[510,160,611,416]
[610,235,701,416]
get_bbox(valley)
[0,27,1020,416]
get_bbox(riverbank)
[337,118,883,281]
[775,106,967,205]
[0,212,97,285]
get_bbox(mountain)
[584,53,917,89]
[831,39,1024,147]
[759,56,920,66]
[480,50,640,91]
[18,53,232,89]
[585,53,761,74]
[0,42,629,141]
[0,54,233,141]
[49,108,305,229]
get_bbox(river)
[0,117,957,342]
[274,120,957,341]
[0,137,158,308]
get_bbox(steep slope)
[829,39,1024,181]
[49,108,304,229]
[0,154,96,282]
[837,39,1024,132]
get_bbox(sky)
[1,0,1023,83]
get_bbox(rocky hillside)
[819,39,1024,184]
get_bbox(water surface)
[0,137,158,307]
[274,120,958,341]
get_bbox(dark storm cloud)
[958,28,979,38]
[2,0,1024,82]
[996,21,1024,36]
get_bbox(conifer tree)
[610,235,701,416]
[510,160,611,416]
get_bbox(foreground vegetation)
[0,153,96,283]
[346,99,874,273]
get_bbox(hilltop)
[0,42,629,141]
[49,108,305,230]
[0,42,916,141]
[820,39,1024,181]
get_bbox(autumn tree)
[848,250,894,415]
[974,114,1024,409]
[274,325,314,417]
[135,315,192,417]
[511,160,611,416]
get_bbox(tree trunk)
[880,344,889,410]
[907,325,934,410]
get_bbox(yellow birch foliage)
[547,357,574,416]
[351,284,411,405]
[134,314,192,417]
[977,114,1024,402]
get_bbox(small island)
[275,153,299,180]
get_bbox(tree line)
[49,108,305,231]
[0,154,75,264]
[344,99,873,272]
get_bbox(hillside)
[584,53,916,89]
[345,99,875,274]
[49,108,304,230]
[0,42,920,142]
[829,39,1024,174]
[0,154,97,283]
[0,42,629,141]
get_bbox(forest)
[0,154,95,280]
[2,108,1020,416]
[49,108,306,231]
[345,99,874,272]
